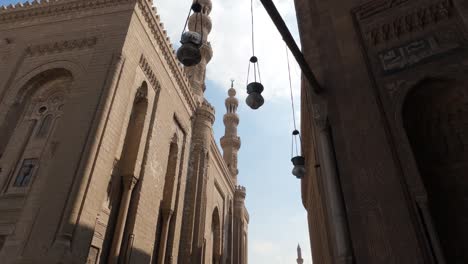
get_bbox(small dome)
[194,0,212,8]
[228,87,236,97]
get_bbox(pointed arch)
[403,77,468,262]
[0,68,72,158]
[0,68,72,192]
[212,207,222,264]
[108,81,150,262]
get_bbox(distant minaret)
[220,81,241,183]
[185,0,213,102]
[297,244,304,264]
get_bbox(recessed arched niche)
[403,78,468,263]
[212,207,221,264]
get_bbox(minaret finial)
[231,79,235,88]
[297,243,304,264]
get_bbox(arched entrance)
[403,78,468,263]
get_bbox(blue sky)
[0,0,312,262]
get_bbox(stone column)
[179,100,215,264]
[157,209,174,264]
[416,198,446,264]
[109,175,138,264]
[313,102,353,264]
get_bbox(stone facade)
[295,0,468,263]
[0,0,248,263]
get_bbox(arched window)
[0,70,71,193]
[36,114,53,138]
[107,81,149,263]
[154,134,180,264]
[212,208,221,264]
[403,78,468,262]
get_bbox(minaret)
[297,244,304,264]
[220,81,241,184]
[186,0,213,102]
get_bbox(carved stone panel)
[352,0,468,98]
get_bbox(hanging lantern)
[177,31,202,66]
[246,82,264,109]
[291,130,305,179]
[177,2,203,67]
[245,0,265,110]
[246,56,264,110]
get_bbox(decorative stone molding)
[354,0,410,20]
[352,0,467,77]
[196,99,215,125]
[234,185,246,200]
[135,84,148,102]
[136,0,196,112]
[222,113,239,125]
[139,55,161,91]
[25,37,97,56]
[384,79,407,97]
[220,136,241,150]
[0,0,133,23]
[364,1,452,47]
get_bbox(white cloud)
[252,240,275,255]
[153,0,302,102]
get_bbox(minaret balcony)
[220,136,241,149]
[223,113,239,125]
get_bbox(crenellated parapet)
[235,185,246,200]
[233,184,248,264]
[0,0,134,22]
[196,99,215,125]
[136,0,197,112]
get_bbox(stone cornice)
[0,0,133,23]
[136,0,196,112]
[139,55,161,91]
[25,37,98,56]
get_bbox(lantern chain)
[286,45,297,131]
[245,0,265,110]
[181,5,192,36]
[251,0,256,57]
[246,60,251,86]
[181,0,202,40]
[287,45,301,157]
